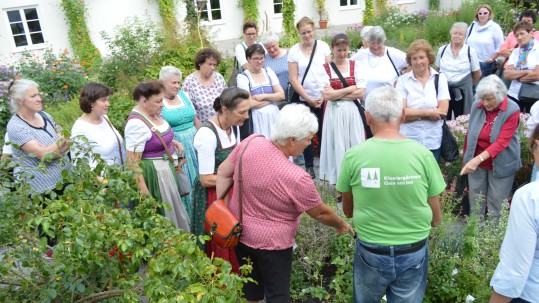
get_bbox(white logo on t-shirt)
[361,168,380,188]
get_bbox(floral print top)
[182,72,227,123]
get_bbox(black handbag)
[286,40,318,103]
[441,119,459,162]
[518,82,539,103]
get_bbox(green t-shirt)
[336,138,446,245]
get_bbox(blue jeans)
[353,237,429,303]
[480,61,495,79]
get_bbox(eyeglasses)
[478,11,489,16]
[244,32,257,36]
[250,57,264,62]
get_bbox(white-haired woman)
[216,103,352,303]
[461,75,521,221]
[436,22,482,118]
[6,79,70,195]
[351,26,408,101]
[261,31,289,92]
[159,66,200,221]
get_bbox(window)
[340,0,359,6]
[198,0,222,22]
[6,7,45,47]
[274,0,283,14]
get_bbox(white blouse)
[194,120,239,175]
[124,110,170,153]
[70,115,125,168]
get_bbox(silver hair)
[159,66,182,81]
[9,79,39,113]
[270,103,318,145]
[360,26,373,39]
[475,75,507,105]
[366,26,386,43]
[365,86,403,123]
[260,31,280,45]
[450,22,468,34]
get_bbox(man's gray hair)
[450,22,468,34]
[9,79,39,113]
[271,103,318,145]
[475,75,507,105]
[366,26,386,44]
[159,66,182,81]
[365,86,403,123]
[260,31,280,46]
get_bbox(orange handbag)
[204,135,263,249]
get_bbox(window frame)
[5,6,47,50]
[273,0,283,15]
[196,0,223,24]
[339,0,360,8]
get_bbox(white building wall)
[0,0,70,64]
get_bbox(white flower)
[452,268,459,276]
[465,295,475,302]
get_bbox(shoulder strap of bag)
[386,48,400,76]
[103,116,124,165]
[329,61,374,139]
[301,40,318,85]
[130,113,175,165]
[218,134,264,223]
[434,73,439,98]
[440,44,448,60]
[467,22,475,39]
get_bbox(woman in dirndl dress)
[319,34,367,187]
[192,87,251,273]
[159,66,200,222]
[125,80,190,231]
[237,44,285,139]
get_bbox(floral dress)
[192,121,240,273]
[161,90,198,222]
[182,72,227,123]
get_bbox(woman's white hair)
[365,86,403,123]
[9,79,39,113]
[450,22,468,34]
[159,66,182,81]
[271,103,318,145]
[260,31,280,46]
[475,75,507,105]
[360,26,373,39]
[366,26,386,43]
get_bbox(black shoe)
[306,167,316,179]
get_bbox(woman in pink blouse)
[216,103,352,303]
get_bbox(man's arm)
[342,191,354,218]
[428,195,442,227]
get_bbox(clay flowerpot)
[319,20,328,29]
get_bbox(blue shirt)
[490,181,539,301]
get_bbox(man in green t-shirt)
[336,86,445,303]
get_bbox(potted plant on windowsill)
[315,0,328,29]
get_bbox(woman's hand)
[57,136,70,154]
[460,156,482,175]
[336,221,355,236]
[252,94,265,102]
[427,108,446,121]
[322,85,335,100]
[172,140,184,155]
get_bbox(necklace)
[216,114,231,135]
[368,53,381,68]
[250,69,262,74]
[164,94,175,100]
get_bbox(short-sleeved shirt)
[124,110,171,153]
[193,120,239,174]
[436,44,480,84]
[182,72,227,123]
[351,46,407,100]
[490,181,539,301]
[227,136,322,250]
[6,111,70,193]
[70,115,125,168]
[287,40,331,100]
[396,67,451,150]
[507,42,539,99]
[336,138,446,245]
[264,51,289,90]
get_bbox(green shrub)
[98,17,164,91]
[14,49,88,105]
[0,66,16,141]
[0,148,250,302]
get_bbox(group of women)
[4,5,539,302]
